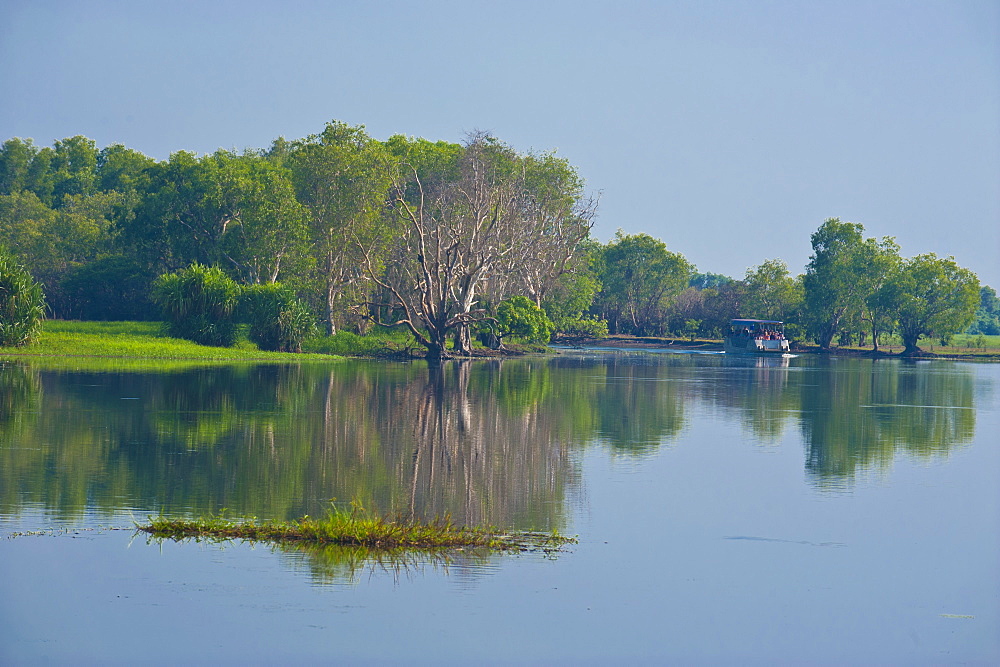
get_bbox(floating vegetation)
[138,503,575,555]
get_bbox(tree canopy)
[0,126,988,357]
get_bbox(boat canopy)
[730,319,783,326]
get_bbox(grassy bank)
[0,320,340,362]
[140,505,574,553]
[561,333,1000,361]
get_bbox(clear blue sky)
[2,0,998,287]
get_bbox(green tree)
[60,256,157,321]
[802,218,898,350]
[593,231,693,335]
[966,285,1000,335]
[495,295,554,345]
[0,188,121,316]
[50,135,99,203]
[887,254,980,354]
[289,121,394,334]
[542,237,602,333]
[0,137,58,204]
[0,138,39,195]
[741,259,804,322]
[0,248,46,347]
[124,150,308,284]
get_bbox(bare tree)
[362,134,596,362]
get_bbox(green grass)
[139,503,575,553]
[302,327,418,356]
[0,320,340,363]
[827,333,1000,359]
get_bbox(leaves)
[0,249,46,347]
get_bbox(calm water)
[1,352,997,664]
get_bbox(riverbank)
[0,320,340,363]
[556,334,1000,362]
[5,321,998,363]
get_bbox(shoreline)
[553,335,1000,362]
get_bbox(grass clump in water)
[139,502,575,553]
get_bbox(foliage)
[151,263,241,347]
[741,259,803,322]
[802,218,900,350]
[966,285,1000,335]
[542,237,602,328]
[0,249,47,347]
[887,253,980,354]
[553,315,609,339]
[592,231,693,336]
[496,296,554,344]
[240,283,316,352]
[60,256,157,321]
[689,272,734,289]
[289,121,393,334]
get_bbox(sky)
[2,0,998,287]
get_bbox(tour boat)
[724,319,790,354]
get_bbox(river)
[1,351,997,663]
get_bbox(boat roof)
[730,319,784,325]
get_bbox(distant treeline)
[0,122,994,356]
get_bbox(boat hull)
[724,337,790,354]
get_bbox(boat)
[724,319,790,354]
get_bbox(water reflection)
[0,354,980,528]
[799,358,976,488]
[276,542,499,587]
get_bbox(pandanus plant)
[151,263,241,347]
[0,251,46,348]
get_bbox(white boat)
[724,319,790,354]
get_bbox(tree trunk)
[901,332,922,355]
[452,324,473,355]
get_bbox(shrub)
[61,256,157,321]
[554,315,609,339]
[496,296,554,344]
[240,283,316,352]
[151,264,241,347]
[0,250,47,347]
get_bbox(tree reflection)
[799,359,976,488]
[0,355,981,525]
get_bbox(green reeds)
[139,503,575,553]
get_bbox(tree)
[365,133,592,361]
[60,256,157,321]
[592,231,693,335]
[0,248,46,347]
[887,254,980,354]
[491,151,597,307]
[123,150,309,285]
[741,259,803,322]
[966,285,1000,335]
[802,218,899,349]
[541,237,602,333]
[50,136,98,204]
[0,188,120,317]
[495,295,554,346]
[288,122,393,335]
